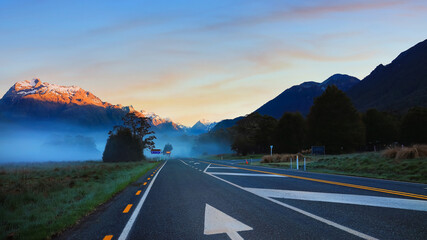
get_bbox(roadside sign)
[151,149,161,154]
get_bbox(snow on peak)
[198,118,211,125]
[5,78,109,107]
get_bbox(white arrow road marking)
[205,171,378,240]
[204,204,253,240]
[210,172,286,177]
[245,188,427,212]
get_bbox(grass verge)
[255,152,427,184]
[0,161,158,240]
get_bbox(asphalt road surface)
[58,158,427,240]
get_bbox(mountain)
[347,39,427,112]
[210,117,244,132]
[0,78,182,131]
[254,74,360,119]
[212,74,359,131]
[187,119,217,135]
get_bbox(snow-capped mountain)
[187,119,217,135]
[0,78,183,131]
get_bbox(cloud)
[175,0,408,34]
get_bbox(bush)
[261,153,304,163]
[382,145,427,159]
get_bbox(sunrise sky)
[1,0,427,126]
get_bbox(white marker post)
[290,158,292,169]
[270,145,273,156]
[296,155,299,170]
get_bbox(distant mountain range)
[213,39,427,131]
[0,79,215,134]
[186,119,217,135]
[255,74,360,118]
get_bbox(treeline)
[197,85,427,155]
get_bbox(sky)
[1,0,427,126]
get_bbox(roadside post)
[296,155,299,170]
[270,145,273,156]
[304,157,306,171]
[290,158,292,169]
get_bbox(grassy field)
[254,152,427,184]
[201,153,265,160]
[0,161,158,240]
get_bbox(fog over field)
[0,120,231,163]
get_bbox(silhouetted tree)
[400,107,427,144]
[275,112,307,153]
[363,109,399,148]
[307,85,365,154]
[122,112,156,150]
[163,143,173,154]
[231,113,277,155]
[103,127,144,162]
[103,113,156,162]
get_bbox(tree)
[122,112,156,150]
[307,85,365,154]
[231,113,277,155]
[163,143,173,155]
[275,112,307,153]
[400,107,427,144]
[102,113,156,162]
[103,127,144,162]
[363,109,398,148]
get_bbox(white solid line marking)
[204,164,211,173]
[245,188,427,212]
[180,160,190,167]
[118,161,167,240]
[204,172,378,240]
[210,172,286,177]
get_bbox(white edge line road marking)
[118,161,167,240]
[209,172,286,177]
[203,164,211,173]
[204,171,378,240]
[245,188,427,212]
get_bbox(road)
[58,158,427,240]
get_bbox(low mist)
[0,121,233,163]
[0,121,107,163]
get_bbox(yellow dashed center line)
[123,204,133,213]
[136,190,141,195]
[143,182,147,186]
[201,161,427,200]
[147,178,151,180]
[103,235,113,240]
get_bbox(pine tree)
[275,112,306,153]
[307,85,364,154]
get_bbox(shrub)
[261,153,304,163]
[382,145,427,159]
